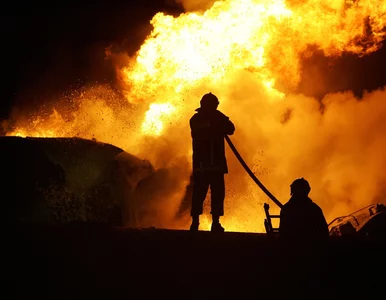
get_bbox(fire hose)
[225,135,283,209]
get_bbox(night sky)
[0,1,183,119]
[1,0,385,121]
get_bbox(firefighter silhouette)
[189,93,235,232]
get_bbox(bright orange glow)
[142,103,177,136]
[5,0,386,232]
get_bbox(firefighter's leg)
[210,172,225,216]
[190,172,209,230]
[210,172,225,232]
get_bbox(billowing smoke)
[218,81,386,231]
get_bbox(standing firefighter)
[189,93,235,232]
[279,178,329,239]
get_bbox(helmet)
[290,178,311,196]
[200,92,219,108]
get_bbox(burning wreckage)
[328,204,386,238]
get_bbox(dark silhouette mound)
[1,136,153,226]
[2,136,68,224]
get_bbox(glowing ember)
[4,0,386,232]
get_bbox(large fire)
[4,0,386,232]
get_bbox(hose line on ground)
[225,135,283,209]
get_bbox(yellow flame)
[125,0,386,109]
[142,103,177,136]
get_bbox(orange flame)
[5,0,386,232]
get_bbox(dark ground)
[5,224,386,300]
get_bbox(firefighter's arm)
[224,118,235,135]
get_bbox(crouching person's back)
[279,178,329,240]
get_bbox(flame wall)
[4,0,386,232]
